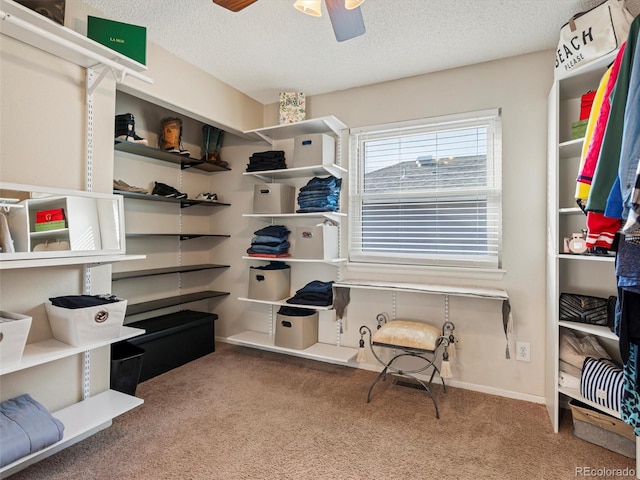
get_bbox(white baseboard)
[216,336,546,405]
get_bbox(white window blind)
[349,109,502,269]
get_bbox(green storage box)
[571,119,589,140]
[34,220,66,232]
[87,16,146,65]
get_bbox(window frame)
[347,108,503,271]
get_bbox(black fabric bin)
[128,310,217,382]
[110,341,145,396]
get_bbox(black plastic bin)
[110,341,145,396]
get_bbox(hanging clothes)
[576,43,626,200]
[587,15,640,213]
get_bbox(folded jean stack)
[247,224,291,257]
[297,176,342,213]
[287,280,334,307]
[246,150,287,172]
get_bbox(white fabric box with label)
[253,183,295,214]
[293,224,339,259]
[292,133,335,168]
[0,311,32,367]
[45,300,127,347]
[248,264,291,301]
[275,310,318,350]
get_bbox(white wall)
[257,51,554,401]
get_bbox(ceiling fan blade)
[212,0,257,12]
[325,0,366,42]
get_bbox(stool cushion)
[372,320,441,351]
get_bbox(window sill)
[344,262,507,281]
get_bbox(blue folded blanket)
[1,394,65,468]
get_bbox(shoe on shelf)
[114,179,149,194]
[115,113,148,146]
[195,192,219,202]
[159,117,190,156]
[152,181,188,199]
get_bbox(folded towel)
[1,394,65,467]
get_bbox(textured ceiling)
[79,0,640,105]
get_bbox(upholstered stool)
[358,316,455,419]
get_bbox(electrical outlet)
[516,341,531,362]
[454,335,462,350]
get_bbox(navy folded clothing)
[277,306,317,317]
[287,280,334,306]
[1,394,65,468]
[48,294,122,309]
[247,150,287,172]
[251,150,285,159]
[253,225,290,239]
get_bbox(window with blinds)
[349,109,502,269]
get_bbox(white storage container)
[45,300,127,347]
[248,264,291,301]
[275,310,318,350]
[292,133,335,168]
[293,224,339,259]
[9,193,125,254]
[0,311,32,367]
[253,183,295,214]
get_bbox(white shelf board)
[243,212,345,223]
[559,138,583,159]
[1,326,145,376]
[333,280,509,300]
[242,256,346,264]
[244,116,347,142]
[0,0,151,84]
[227,330,357,365]
[558,207,583,215]
[0,389,143,477]
[559,321,618,340]
[558,385,620,419]
[243,164,347,180]
[557,253,615,263]
[0,254,146,270]
[237,297,333,311]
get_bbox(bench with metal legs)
[358,316,455,419]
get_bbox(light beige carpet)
[10,343,637,480]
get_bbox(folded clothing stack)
[558,330,610,388]
[297,176,341,213]
[287,280,334,306]
[246,150,286,172]
[48,294,123,309]
[247,224,290,257]
[1,394,65,468]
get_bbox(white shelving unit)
[234,116,354,364]
[0,3,151,475]
[226,330,358,366]
[0,325,146,477]
[545,50,640,470]
[0,0,151,85]
[0,326,143,376]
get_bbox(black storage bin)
[110,341,145,396]
[128,310,217,382]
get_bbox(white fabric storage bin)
[253,183,295,214]
[45,300,127,347]
[275,311,318,350]
[293,224,339,259]
[248,265,291,301]
[0,311,32,367]
[292,133,335,168]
